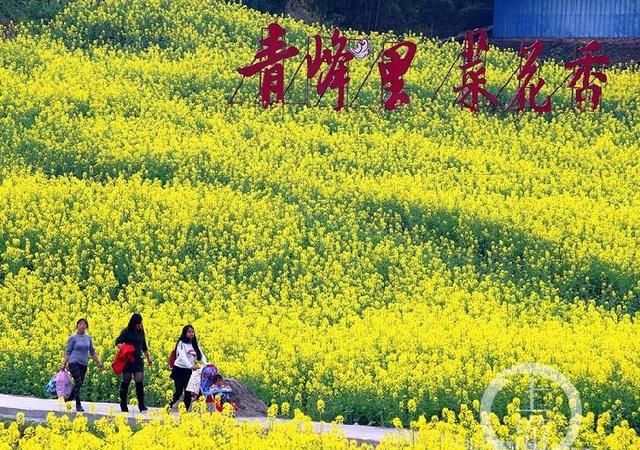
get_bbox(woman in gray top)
[59,318,105,411]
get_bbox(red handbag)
[168,349,176,369]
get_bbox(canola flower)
[0,0,638,444]
[0,407,369,450]
[3,402,640,449]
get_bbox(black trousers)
[67,363,87,405]
[170,366,193,409]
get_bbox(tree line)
[243,0,493,37]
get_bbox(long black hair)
[176,324,202,361]
[126,313,144,334]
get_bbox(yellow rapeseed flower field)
[1,0,640,447]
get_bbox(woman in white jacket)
[169,325,207,410]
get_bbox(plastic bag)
[55,370,72,398]
[186,368,202,395]
[45,374,58,397]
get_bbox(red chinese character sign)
[378,41,417,111]
[505,41,551,113]
[306,29,354,111]
[232,23,418,111]
[565,40,610,111]
[237,23,299,107]
[454,28,499,112]
[232,24,610,114]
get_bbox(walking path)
[0,394,409,446]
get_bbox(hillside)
[0,0,639,436]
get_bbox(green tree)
[244,0,493,37]
[0,0,68,23]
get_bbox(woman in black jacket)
[115,313,153,412]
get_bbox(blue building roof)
[493,0,640,38]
